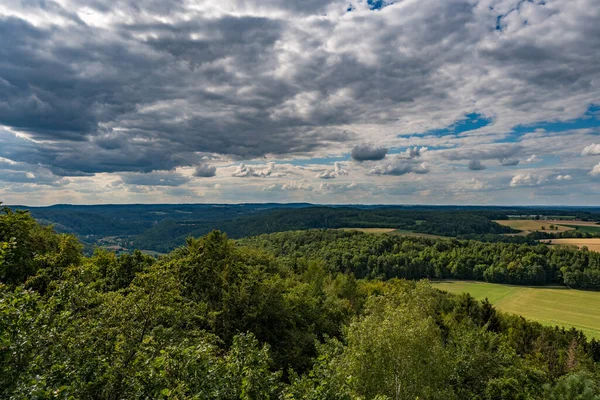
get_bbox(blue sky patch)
[408,113,493,138]
[507,104,600,141]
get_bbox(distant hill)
[8,203,600,254]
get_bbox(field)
[389,229,445,238]
[337,228,444,238]
[560,221,600,226]
[338,228,397,234]
[561,224,600,234]
[495,219,574,234]
[431,281,600,339]
[546,238,600,252]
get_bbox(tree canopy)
[2,209,600,399]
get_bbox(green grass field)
[431,281,600,339]
[562,224,600,234]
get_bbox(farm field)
[495,219,574,234]
[559,221,600,226]
[388,229,445,238]
[546,238,600,252]
[431,280,600,339]
[338,228,445,238]
[561,224,600,234]
[338,228,397,234]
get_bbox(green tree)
[542,372,600,400]
[335,282,452,399]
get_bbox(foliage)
[1,210,600,399]
[241,229,600,289]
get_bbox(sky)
[1,0,600,206]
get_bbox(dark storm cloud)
[351,143,388,162]
[0,168,66,186]
[0,11,351,175]
[500,158,520,167]
[193,164,217,178]
[467,160,485,171]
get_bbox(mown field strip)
[431,280,600,339]
[494,219,574,233]
[337,228,397,234]
[547,238,600,252]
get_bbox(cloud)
[193,164,217,178]
[500,158,520,166]
[444,145,523,162]
[164,188,200,197]
[590,163,600,176]
[467,160,485,171]
[368,144,431,176]
[582,144,600,156]
[462,178,489,191]
[351,143,388,162]
[1,0,600,204]
[556,175,572,181]
[510,173,545,187]
[399,147,428,159]
[524,155,538,164]
[282,181,314,191]
[316,162,349,179]
[232,162,284,178]
[370,160,430,176]
[119,171,190,186]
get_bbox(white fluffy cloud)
[316,162,349,179]
[582,144,600,156]
[232,162,284,178]
[556,175,572,181]
[510,173,544,187]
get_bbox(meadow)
[494,219,574,234]
[337,227,446,238]
[432,280,600,339]
[388,229,445,238]
[337,227,397,234]
[547,238,600,252]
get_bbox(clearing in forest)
[338,228,397,234]
[495,219,574,234]
[431,280,600,339]
[546,238,600,252]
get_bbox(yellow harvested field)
[557,221,600,227]
[495,219,574,233]
[546,238,600,252]
[338,228,397,234]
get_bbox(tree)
[334,283,453,399]
[542,372,600,400]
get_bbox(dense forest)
[3,207,600,399]
[241,230,600,289]
[132,208,516,253]
[13,203,600,254]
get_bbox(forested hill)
[9,203,600,253]
[240,229,600,289]
[133,208,516,253]
[3,206,600,399]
